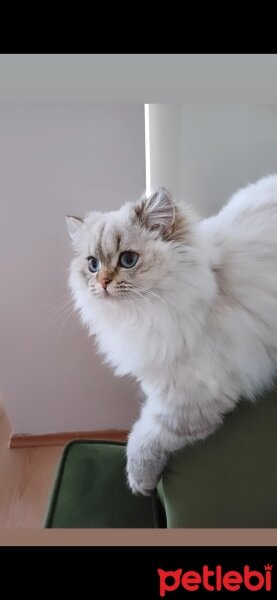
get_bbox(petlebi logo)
[158,563,273,595]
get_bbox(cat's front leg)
[126,408,186,496]
[126,419,168,496]
[126,398,221,495]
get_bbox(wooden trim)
[9,429,128,449]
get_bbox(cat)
[66,174,277,495]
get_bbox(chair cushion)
[44,440,163,528]
[158,387,277,527]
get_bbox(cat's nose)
[100,278,112,290]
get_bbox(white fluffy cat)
[67,175,277,495]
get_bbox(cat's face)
[67,188,190,309]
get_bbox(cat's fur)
[67,175,277,495]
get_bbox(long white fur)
[67,175,277,495]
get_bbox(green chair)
[44,386,277,528]
[44,440,164,528]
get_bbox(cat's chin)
[92,292,114,301]
[92,290,125,302]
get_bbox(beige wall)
[0,104,145,435]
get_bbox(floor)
[0,400,62,527]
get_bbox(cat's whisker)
[43,296,76,329]
[60,310,78,335]
[129,288,155,307]
[47,304,76,330]
[126,294,140,321]
[137,290,159,304]
[132,285,167,306]
[45,294,74,316]
[138,287,163,301]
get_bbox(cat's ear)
[65,215,84,241]
[135,187,175,237]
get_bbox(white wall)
[148,104,277,216]
[147,104,181,198]
[0,104,145,435]
[179,105,277,216]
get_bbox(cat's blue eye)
[88,256,101,273]
[119,251,139,269]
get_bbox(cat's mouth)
[103,289,113,298]
[93,287,131,301]
[92,286,120,300]
[97,288,112,298]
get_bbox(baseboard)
[9,429,129,449]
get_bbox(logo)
[158,564,273,595]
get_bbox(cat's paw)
[126,452,162,496]
[127,468,156,496]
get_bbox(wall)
[148,104,277,216]
[0,104,145,434]
[179,104,277,216]
[147,104,181,198]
